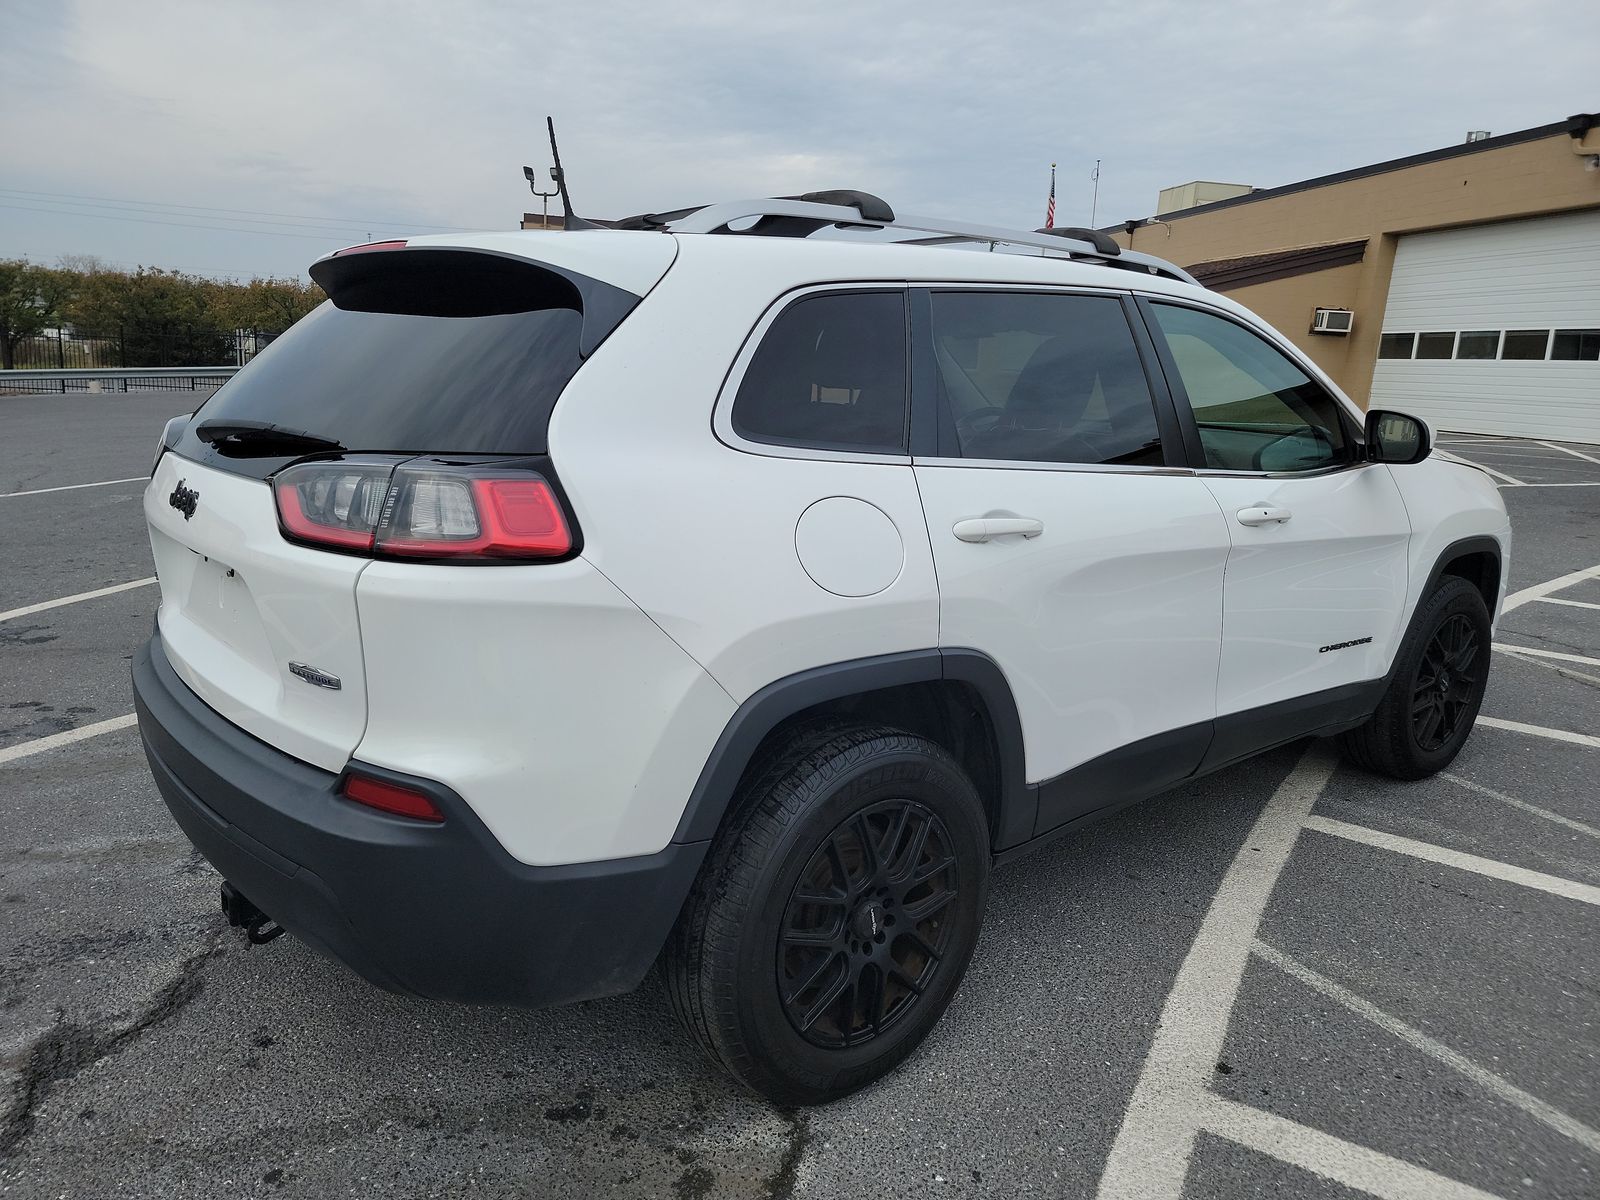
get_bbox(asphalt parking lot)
[1,398,1596,1199]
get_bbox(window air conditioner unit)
[1312,307,1354,336]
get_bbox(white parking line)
[1434,449,1524,487]
[1476,715,1600,750]
[1096,748,1338,1200]
[1503,563,1600,612]
[0,476,146,499]
[1497,482,1600,488]
[1536,596,1600,611]
[1492,643,1600,667]
[1302,816,1600,906]
[1491,643,1600,686]
[0,714,139,765]
[1441,773,1600,840]
[0,577,157,623]
[1255,940,1600,1154]
[1205,1097,1505,1200]
[1537,441,1600,467]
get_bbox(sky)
[2,0,1592,282]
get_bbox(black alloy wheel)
[1339,575,1493,780]
[663,720,990,1105]
[1411,612,1482,752]
[777,799,958,1048]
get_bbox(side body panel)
[1384,458,1513,629]
[548,243,940,706]
[1199,464,1413,716]
[912,466,1230,788]
[353,557,736,866]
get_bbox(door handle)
[1236,506,1293,527]
[953,517,1045,543]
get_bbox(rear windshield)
[189,301,582,454]
[174,249,622,475]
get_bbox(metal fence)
[0,367,240,395]
[4,325,282,372]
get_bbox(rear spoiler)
[310,245,643,358]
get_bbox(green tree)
[61,266,233,367]
[0,260,73,369]
[205,277,324,332]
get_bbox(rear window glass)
[185,301,582,458]
[731,290,908,454]
[177,250,616,473]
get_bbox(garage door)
[1369,209,1600,444]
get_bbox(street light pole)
[523,166,558,229]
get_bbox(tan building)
[1113,113,1600,442]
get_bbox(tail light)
[341,773,444,822]
[273,459,574,562]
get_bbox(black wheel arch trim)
[1389,534,1503,686]
[672,648,1034,852]
[1419,534,1503,609]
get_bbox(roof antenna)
[547,117,600,231]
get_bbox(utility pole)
[1090,159,1102,227]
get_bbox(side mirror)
[1365,409,1431,465]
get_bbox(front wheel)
[662,721,990,1105]
[1339,575,1492,779]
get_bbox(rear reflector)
[341,774,445,822]
[272,460,573,562]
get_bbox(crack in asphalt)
[0,932,224,1158]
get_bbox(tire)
[1339,576,1492,780]
[663,719,990,1106]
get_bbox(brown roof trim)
[1110,115,1590,229]
[1187,239,1368,290]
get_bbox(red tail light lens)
[341,773,445,822]
[273,463,389,551]
[273,460,573,562]
[379,475,571,558]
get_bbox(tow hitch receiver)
[220,881,287,944]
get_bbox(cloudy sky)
[3,0,1591,281]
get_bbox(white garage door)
[1369,209,1600,444]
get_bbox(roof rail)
[655,196,1198,285]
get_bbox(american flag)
[1044,163,1056,229]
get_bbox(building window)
[1551,329,1600,362]
[1378,332,1415,359]
[1455,331,1499,360]
[1415,332,1455,360]
[1501,330,1551,361]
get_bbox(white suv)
[133,193,1510,1105]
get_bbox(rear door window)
[731,290,909,454]
[928,291,1164,466]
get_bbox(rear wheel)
[1339,576,1491,779]
[663,721,989,1105]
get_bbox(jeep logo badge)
[289,662,342,690]
[169,479,199,521]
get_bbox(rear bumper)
[132,633,706,1007]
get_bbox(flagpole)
[1045,162,1057,230]
[1090,159,1101,227]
